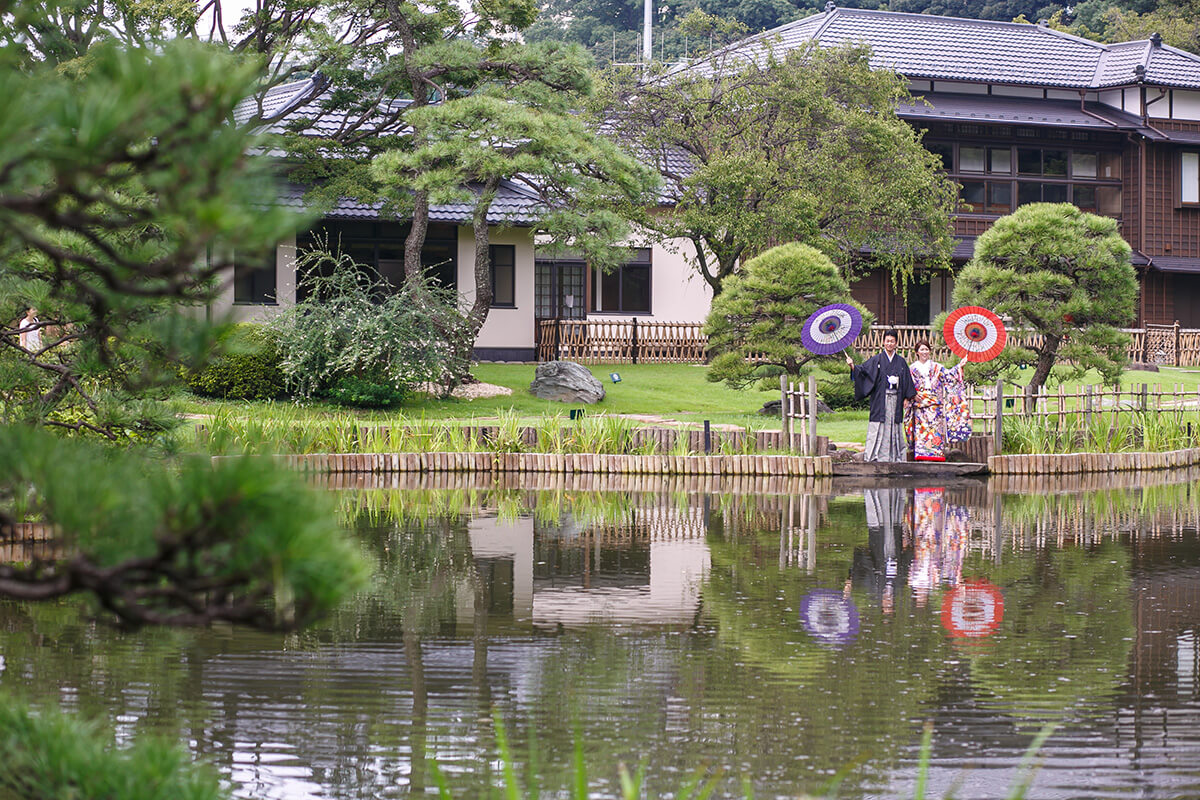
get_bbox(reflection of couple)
[847,487,969,612]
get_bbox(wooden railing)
[537,319,1200,367]
[536,318,706,364]
[851,325,1195,366]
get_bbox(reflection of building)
[459,506,710,629]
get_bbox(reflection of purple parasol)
[799,589,860,647]
[801,303,863,355]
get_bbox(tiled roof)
[900,92,1117,128]
[684,7,1200,91]
[1149,255,1200,273]
[277,181,546,226]
[237,80,546,226]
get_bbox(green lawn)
[174,362,1200,446]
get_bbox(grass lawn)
[174,362,1199,446]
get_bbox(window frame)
[232,251,278,305]
[590,249,653,315]
[927,140,1123,219]
[489,244,517,308]
[1180,150,1200,208]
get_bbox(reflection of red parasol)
[941,580,1004,638]
[944,306,1007,363]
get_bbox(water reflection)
[2,472,1200,799]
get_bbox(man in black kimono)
[845,330,916,462]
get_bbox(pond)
[3,471,1200,799]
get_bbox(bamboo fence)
[534,319,1200,366]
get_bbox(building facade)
[219,9,1200,359]
[718,6,1200,326]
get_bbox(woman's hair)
[914,339,932,353]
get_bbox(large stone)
[529,361,606,403]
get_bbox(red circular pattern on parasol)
[943,306,1007,363]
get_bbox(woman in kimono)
[905,340,970,462]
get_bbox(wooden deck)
[831,460,988,478]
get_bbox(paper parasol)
[943,306,1007,363]
[801,303,863,355]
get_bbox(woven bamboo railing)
[535,319,1200,367]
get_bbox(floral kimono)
[905,361,972,461]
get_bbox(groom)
[845,330,916,462]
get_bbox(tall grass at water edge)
[196,408,768,457]
[1002,408,1200,455]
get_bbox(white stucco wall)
[991,85,1043,98]
[460,226,537,350]
[932,80,988,94]
[211,234,297,323]
[588,236,713,324]
[1173,89,1200,120]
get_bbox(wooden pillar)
[807,374,818,456]
[994,380,1004,456]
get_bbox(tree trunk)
[466,177,502,342]
[1026,339,1059,411]
[404,191,430,282]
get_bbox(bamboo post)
[994,380,1004,456]
[780,374,791,452]
[807,373,818,456]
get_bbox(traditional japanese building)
[720,5,1200,326]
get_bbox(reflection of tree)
[963,542,1133,723]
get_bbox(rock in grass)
[529,361,605,404]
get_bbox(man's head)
[883,330,898,356]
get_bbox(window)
[233,253,276,304]
[591,249,651,314]
[928,142,953,170]
[960,147,986,173]
[928,141,1123,219]
[489,245,516,307]
[1182,152,1200,205]
[1072,152,1097,179]
[296,221,458,301]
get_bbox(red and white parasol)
[943,306,1007,363]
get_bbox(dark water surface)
[4,472,1200,799]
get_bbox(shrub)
[184,324,285,401]
[320,376,409,409]
[272,248,473,399]
[817,376,867,410]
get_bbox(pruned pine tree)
[704,243,871,389]
[949,202,1138,401]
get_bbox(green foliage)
[705,243,871,389]
[321,375,410,409]
[950,203,1137,398]
[601,41,957,295]
[272,248,473,400]
[0,38,306,438]
[0,702,225,800]
[817,376,868,410]
[183,324,286,401]
[0,424,370,629]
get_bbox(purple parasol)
[801,303,863,355]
